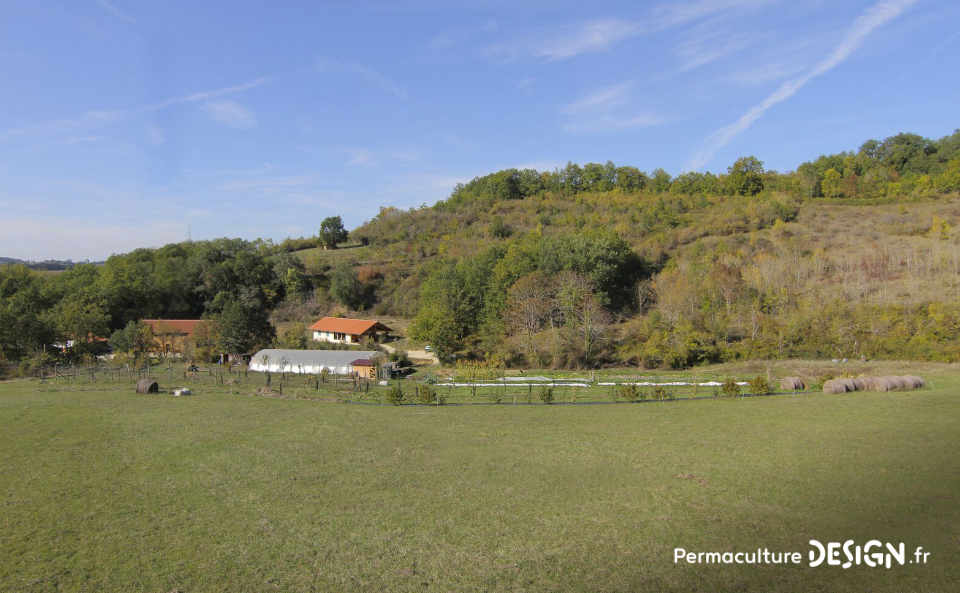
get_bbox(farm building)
[351,358,377,380]
[141,319,210,355]
[248,349,380,376]
[309,317,392,345]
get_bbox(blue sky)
[1,0,957,260]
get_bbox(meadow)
[1,366,958,593]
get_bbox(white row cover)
[436,381,750,388]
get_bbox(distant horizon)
[2,0,957,260]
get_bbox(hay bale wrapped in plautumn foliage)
[136,379,159,394]
[780,377,805,391]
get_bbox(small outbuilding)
[248,349,380,375]
[351,358,377,380]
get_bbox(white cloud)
[0,76,268,143]
[481,19,499,33]
[648,0,772,29]
[561,83,665,133]
[561,83,632,114]
[726,62,807,86]
[203,100,257,129]
[389,149,421,162]
[217,175,314,193]
[147,123,166,145]
[536,19,642,60]
[63,135,103,144]
[345,148,375,166]
[97,0,135,23]
[517,77,535,91]
[687,0,918,170]
[145,77,268,112]
[673,25,752,71]
[563,113,665,133]
[428,32,456,50]
[490,0,771,61]
[428,19,501,51]
[316,58,407,99]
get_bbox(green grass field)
[1,367,958,592]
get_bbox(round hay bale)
[823,379,846,394]
[780,377,805,391]
[876,376,896,391]
[852,377,867,391]
[136,379,159,394]
[889,376,908,390]
[903,375,925,389]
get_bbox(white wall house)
[312,330,355,344]
[309,317,392,345]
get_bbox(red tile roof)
[142,319,207,336]
[309,317,391,335]
[351,358,375,367]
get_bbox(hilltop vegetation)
[2,129,959,371]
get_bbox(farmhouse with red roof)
[141,319,210,355]
[309,317,391,345]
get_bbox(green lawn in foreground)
[1,371,958,592]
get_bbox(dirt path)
[380,342,439,364]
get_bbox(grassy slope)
[705,196,960,306]
[1,374,958,592]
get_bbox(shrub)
[17,352,55,378]
[389,350,411,366]
[809,374,833,392]
[748,376,772,395]
[386,384,405,405]
[616,384,643,401]
[652,386,671,401]
[720,378,741,398]
[415,384,439,404]
[538,386,554,404]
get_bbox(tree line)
[0,239,310,369]
[436,130,960,207]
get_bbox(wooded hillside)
[2,129,959,370]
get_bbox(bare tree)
[505,272,557,365]
[556,272,612,367]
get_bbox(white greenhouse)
[248,349,380,375]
